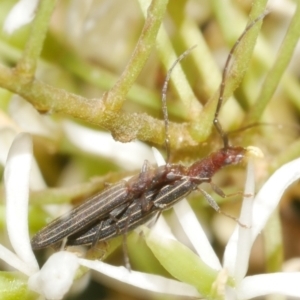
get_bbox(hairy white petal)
[224,159,255,280]
[79,259,199,297]
[28,252,79,300]
[63,121,154,170]
[3,0,39,34]
[237,273,300,299]
[4,133,38,274]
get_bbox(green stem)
[0,64,195,147]
[156,26,202,120]
[139,0,202,121]
[16,0,57,78]
[0,39,183,119]
[190,0,268,142]
[104,0,169,111]
[172,6,221,101]
[61,50,185,118]
[212,0,246,44]
[245,2,300,124]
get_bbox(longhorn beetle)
[31,13,265,251]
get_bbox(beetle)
[31,13,265,251]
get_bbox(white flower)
[0,133,80,300]
[101,150,300,300]
[3,0,39,34]
[80,150,300,299]
[2,132,300,299]
[0,131,192,299]
[223,157,300,299]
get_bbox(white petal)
[223,159,255,280]
[0,128,46,190]
[3,0,39,34]
[173,200,221,270]
[79,258,199,297]
[251,158,300,242]
[28,252,79,300]
[224,158,300,281]
[0,244,35,276]
[0,128,16,166]
[29,156,47,190]
[9,96,59,141]
[151,147,165,166]
[63,121,155,170]
[237,273,300,299]
[4,133,39,274]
